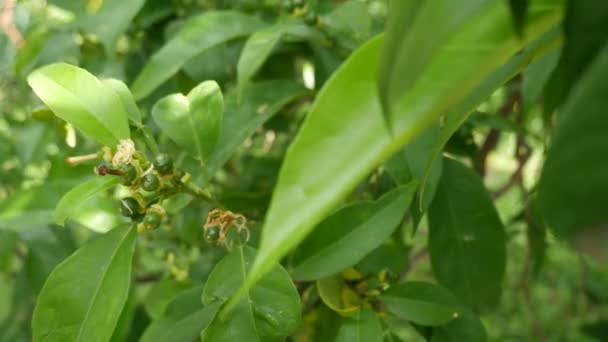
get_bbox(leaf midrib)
[74,228,132,341]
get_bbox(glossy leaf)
[140,286,221,342]
[538,44,608,261]
[32,225,136,342]
[201,246,300,342]
[334,309,383,342]
[131,11,265,99]
[206,80,308,175]
[102,78,142,126]
[381,282,460,326]
[152,81,223,163]
[236,0,563,304]
[291,184,415,280]
[419,28,562,197]
[429,158,506,312]
[27,63,130,146]
[53,176,120,226]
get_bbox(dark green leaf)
[429,158,506,312]
[206,80,308,175]
[78,0,145,54]
[291,184,416,280]
[382,281,460,326]
[544,0,608,113]
[143,279,191,320]
[201,246,300,342]
[0,231,18,272]
[538,44,608,261]
[27,63,131,146]
[140,286,221,342]
[131,11,265,99]
[32,225,136,342]
[521,49,560,112]
[334,309,383,342]
[508,0,529,36]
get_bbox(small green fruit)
[143,211,162,230]
[153,153,173,175]
[141,173,161,192]
[120,163,137,185]
[205,226,220,244]
[119,197,141,217]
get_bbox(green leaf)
[143,279,191,320]
[0,231,18,272]
[101,78,142,126]
[53,176,120,227]
[131,11,265,99]
[206,80,308,175]
[334,309,383,342]
[78,0,145,54]
[320,0,371,49]
[316,275,362,315]
[381,282,460,326]
[233,0,564,306]
[538,43,608,261]
[429,158,506,312]
[201,246,300,342]
[291,184,416,280]
[27,63,131,147]
[32,225,137,342]
[152,80,223,163]
[521,49,559,112]
[232,0,562,304]
[140,286,221,342]
[508,0,529,36]
[237,24,290,89]
[418,28,562,199]
[544,0,608,113]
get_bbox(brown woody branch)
[0,0,24,49]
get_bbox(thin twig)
[0,0,24,49]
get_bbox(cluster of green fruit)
[284,0,318,26]
[96,153,188,233]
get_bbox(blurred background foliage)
[0,0,606,341]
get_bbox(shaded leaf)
[538,43,608,261]
[316,275,361,315]
[291,184,415,280]
[334,309,383,342]
[53,176,120,227]
[381,281,460,326]
[201,246,300,342]
[206,80,308,175]
[428,158,506,312]
[140,286,221,342]
[131,11,265,99]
